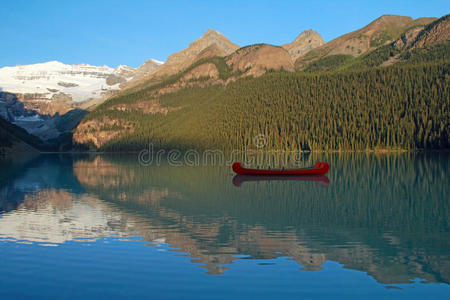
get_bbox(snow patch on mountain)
[0,61,135,102]
[149,58,164,65]
[14,114,44,122]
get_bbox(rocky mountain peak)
[282,29,325,60]
[188,29,238,54]
[203,28,222,37]
[138,29,239,80]
[200,29,232,45]
[294,29,319,40]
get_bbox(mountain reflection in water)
[0,153,448,284]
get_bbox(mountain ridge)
[126,29,240,88]
[282,29,325,60]
[295,14,438,68]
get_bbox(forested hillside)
[75,61,449,152]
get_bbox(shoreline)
[2,148,449,157]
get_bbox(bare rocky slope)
[126,29,239,88]
[226,44,294,77]
[119,58,163,88]
[407,14,450,49]
[156,29,239,75]
[295,15,437,68]
[123,30,295,97]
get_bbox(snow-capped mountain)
[0,59,164,142]
[0,61,136,102]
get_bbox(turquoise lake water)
[0,153,449,299]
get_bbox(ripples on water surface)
[0,153,449,299]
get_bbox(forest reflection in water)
[0,152,448,285]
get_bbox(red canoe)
[232,162,330,176]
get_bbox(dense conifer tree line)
[79,57,449,152]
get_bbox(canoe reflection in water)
[232,175,330,187]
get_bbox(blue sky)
[0,0,448,68]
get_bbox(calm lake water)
[0,153,449,299]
